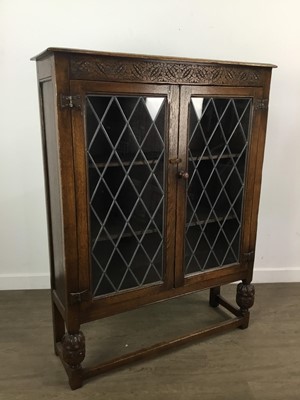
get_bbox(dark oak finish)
[33,48,275,389]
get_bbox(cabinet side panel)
[40,79,66,306]
[247,70,273,282]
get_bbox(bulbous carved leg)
[236,282,255,329]
[62,331,85,390]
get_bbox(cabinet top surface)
[31,47,277,68]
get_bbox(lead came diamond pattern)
[185,97,251,275]
[86,95,166,296]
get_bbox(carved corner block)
[62,331,85,369]
[236,283,255,313]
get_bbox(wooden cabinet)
[32,48,275,389]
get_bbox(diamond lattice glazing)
[86,95,166,296]
[185,97,251,275]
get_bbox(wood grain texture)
[38,77,66,306]
[33,48,274,389]
[69,55,268,86]
[32,47,277,68]
[52,53,81,333]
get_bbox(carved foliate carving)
[62,331,85,369]
[70,56,263,86]
[236,283,255,312]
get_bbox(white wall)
[0,0,299,289]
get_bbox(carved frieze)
[70,55,263,86]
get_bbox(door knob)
[178,170,189,180]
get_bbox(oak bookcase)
[32,48,275,389]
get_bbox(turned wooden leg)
[62,331,85,390]
[52,300,65,356]
[236,282,255,329]
[209,286,220,307]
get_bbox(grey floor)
[0,283,299,399]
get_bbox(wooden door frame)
[175,85,264,288]
[70,80,179,320]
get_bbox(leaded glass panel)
[86,95,166,296]
[185,97,251,275]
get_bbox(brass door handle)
[178,170,189,180]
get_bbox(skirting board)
[0,269,299,290]
[253,268,300,283]
[0,273,50,290]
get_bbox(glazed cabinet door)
[175,86,263,286]
[71,81,179,319]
